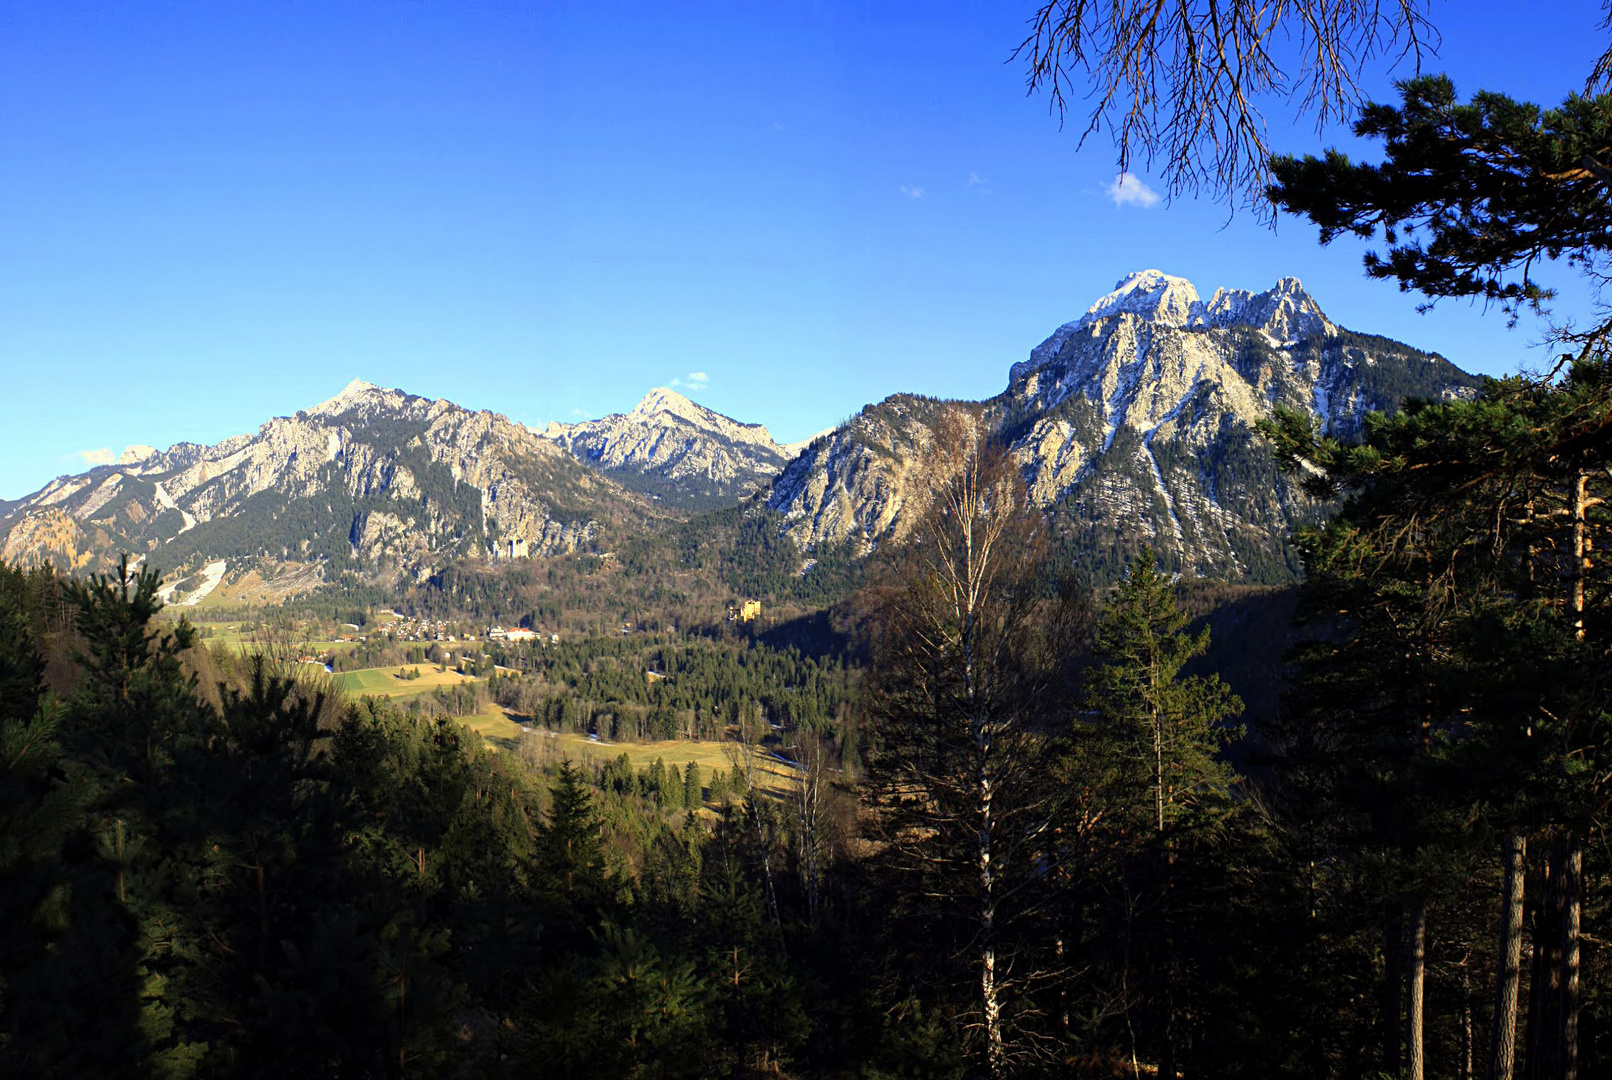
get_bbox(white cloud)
[899,184,925,199]
[570,407,586,417]
[967,171,990,193]
[78,448,114,466]
[1105,172,1162,209]
[687,371,709,388]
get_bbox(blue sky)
[2,0,1607,499]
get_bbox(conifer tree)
[1267,76,1612,1074]
[540,759,609,921]
[1080,549,1241,1078]
[1260,343,1612,1080]
[683,760,703,810]
[1084,550,1242,842]
[664,762,686,811]
[0,565,108,1071]
[1270,76,1612,347]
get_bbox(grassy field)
[323,664,802,797]
[184,621,362,654]
[539,731,800,794]
[459,705,525,745]
[295,675,804,803]
[333,665,479,700]
[446,706,800,802]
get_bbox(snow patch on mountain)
[309,379,388,417]
[158,559,227,606]
[74,473,124,521]
[780,428,836,458]
[1087,269,1202,326]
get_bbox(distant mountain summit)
[1013,270,1336,381]
[770,269,1479,581]
[542,388,800,510]
[0,378,806,594]
[0,379,660,594]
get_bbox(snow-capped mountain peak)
[310,378,380,412]
[1199,276,1336,341]
[622,388,780,449]
[772,268,1474,581]
[632,387,700,419]
[1013,270,1340,383]
[1084,269,1203,327]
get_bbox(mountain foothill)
[0,269,1478,602]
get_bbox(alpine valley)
[0,269,1478,607]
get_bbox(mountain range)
[0,269,1480,599]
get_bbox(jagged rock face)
[543,388,801,509]
[769,395,955,553]
[0,380,651,580]
[770,270,1480,582]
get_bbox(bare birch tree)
[864,410,1083,1077]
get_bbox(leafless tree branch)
[1015,0,1438,209]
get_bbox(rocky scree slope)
[0,380,662,586]
[541,388,806,510]
[768,269,1481,582]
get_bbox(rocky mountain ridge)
[0,380,661,589]
[1,268,1483,595]
[769,269,1479,581]
[541,388,803,509]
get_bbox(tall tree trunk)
[977,716,1004,1078]
[1152,695,1165,834]
[1559,835,1582,1080]
[1574,470,1589,642]
[1151,670,1176,1079]
[1492,833,1528,1080]
[1384,906,1404,1078]
[1464,960,1474,1080]
[981,913,1002,1079]
[794,734,824,925]
[1160,983,1177,1080]
[1408,897,1428,1080]
[1526,841,1563,1080]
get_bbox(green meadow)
[331,665,478,700]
